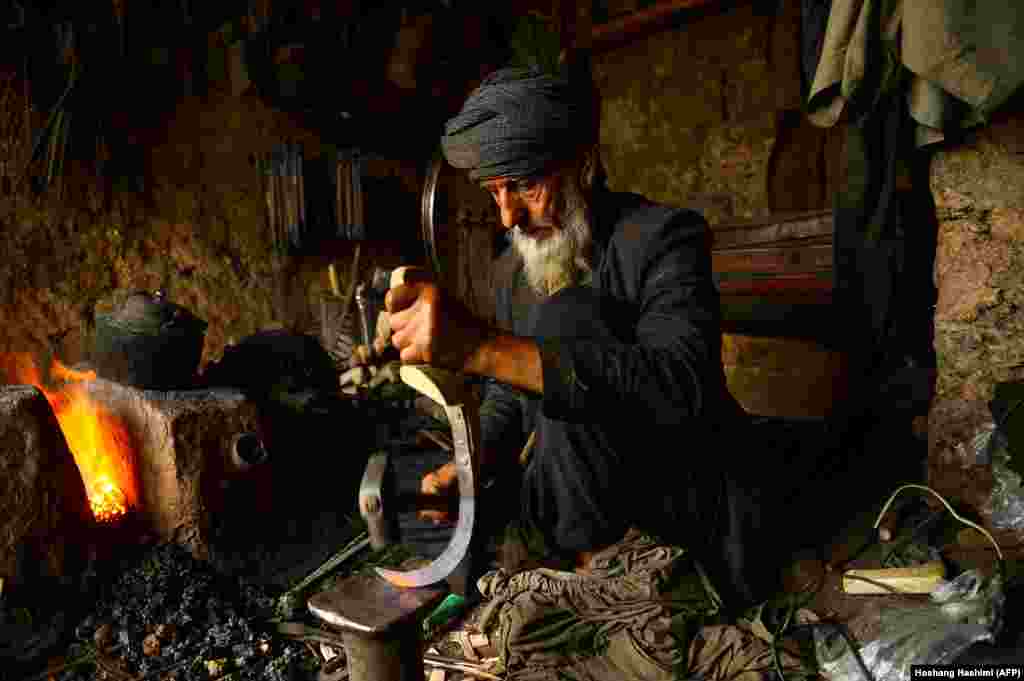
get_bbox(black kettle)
[92,290,208,390]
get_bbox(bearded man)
[386,66,780,606]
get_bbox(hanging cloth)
[807,0,1024,148]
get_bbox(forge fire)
[1,352,139,523]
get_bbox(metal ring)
[420,149,445,278]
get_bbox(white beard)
[511,178,593,298]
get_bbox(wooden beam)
[585,0,724,52]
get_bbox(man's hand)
[419,461,458,524]
[385,280,490,372]
[385,266,544,393]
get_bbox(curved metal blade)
[376,401,477,588]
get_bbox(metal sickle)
[375,363,480,588]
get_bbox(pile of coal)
[56,543,317,681]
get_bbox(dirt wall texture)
[1,86,295,369]
[927,112,1024,495]
[593,2,845,225]
[0,81,417,374]
[591,3,850,418]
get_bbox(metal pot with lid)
[92,290,208,390]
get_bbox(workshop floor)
[419,475,1024,680]
[777,483,1024,653]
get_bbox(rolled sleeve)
[479,377,525,458]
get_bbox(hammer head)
[359,451,395,551]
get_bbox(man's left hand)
[385,280,489,371]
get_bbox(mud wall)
[0,84,417,374]
[927,109,1024,499]
[593,2,845,225]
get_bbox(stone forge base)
[83,377,265,560]
[0,385,94,588]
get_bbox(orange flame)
[1,353,138,522]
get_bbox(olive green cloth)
[807,0,1024,146]
[475,529,805,681]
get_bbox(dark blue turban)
[440,67,595,182]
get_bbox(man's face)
[479,173,562,238]
[480,167,593,297]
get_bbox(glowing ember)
[1,353,138,522]
[90,474,128,522]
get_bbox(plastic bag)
[946,422,1024,531]
[814,570,1004,681]
[980,427,1024,531]
[955,423,996,467]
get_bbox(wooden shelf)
[584,0,727,52]
[711,211,837,342]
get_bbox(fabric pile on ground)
[465,528,805,681]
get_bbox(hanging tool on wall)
[263,141,308,253]
[335,149,365,240]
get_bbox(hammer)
[358,448,458,552]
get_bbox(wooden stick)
[518,430,536,467]
[339,241,361,329]
[419,429,454,452]
[423,655,502,681]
